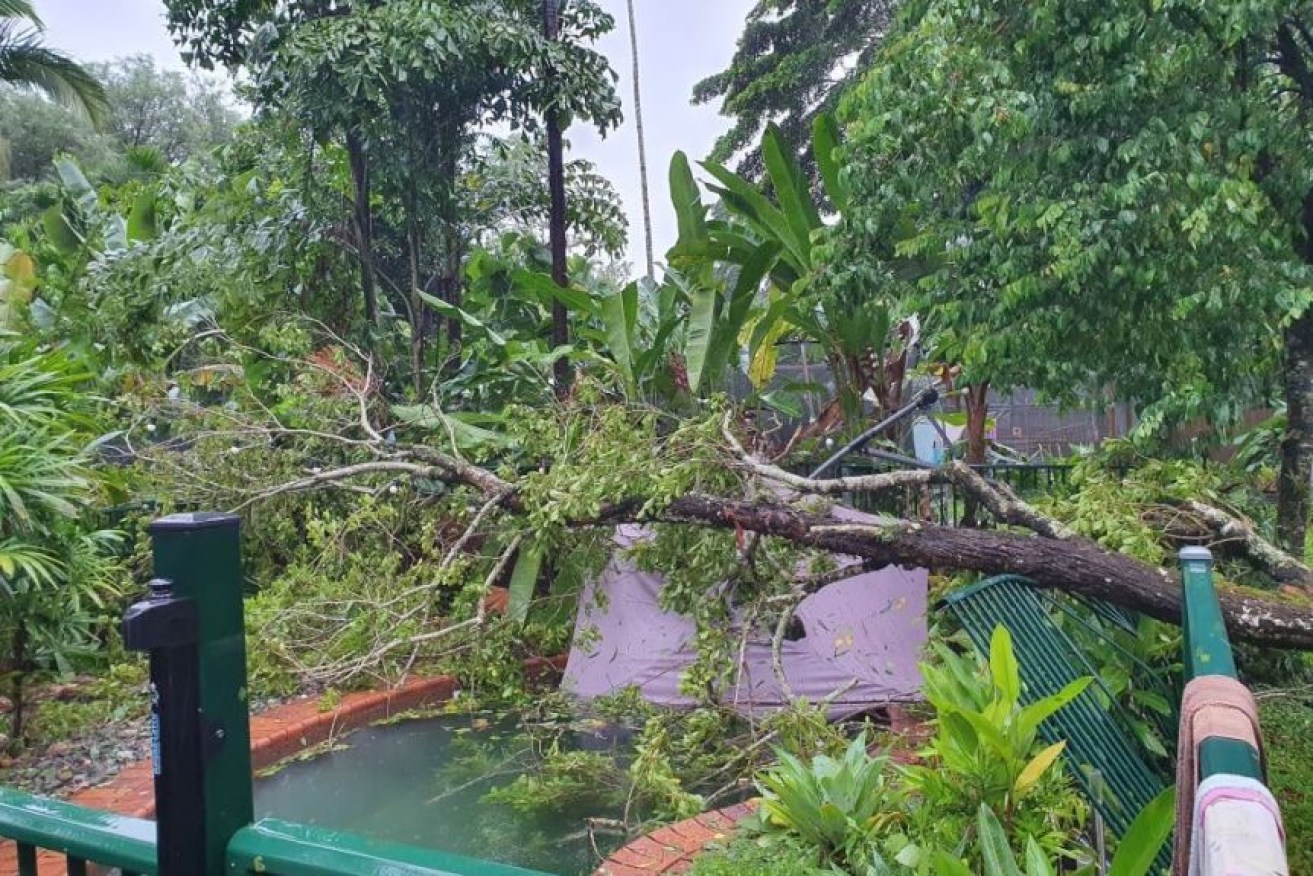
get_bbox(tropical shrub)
[0,341,125,746]
[756,732,896,868]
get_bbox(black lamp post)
[543,0,570,396]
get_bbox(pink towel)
[1172,677,1264,875]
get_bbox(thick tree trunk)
[345,131,378,327]
[655,494,1313,650]
[1279,310,1313,553]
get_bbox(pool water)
[253,712,634,876]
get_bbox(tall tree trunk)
[962,381,990,526]
[345,130,379,327]
[407,219,425,396]
[543,0,571,396]
[626,0,655,281]
[1279,310,1313,553]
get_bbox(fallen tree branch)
[230,454,1313,651]
[1174,499,1312,592]
[722,415,1071,539]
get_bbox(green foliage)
[687,834,831,876]
[756,733,895,867]
[0,341,125,745]
[833,0,1313,433]
[0,1,108,127]
[1259,696,1313,872]
[908,628,1089,862]
[88,55,238,165]
[692,0,892,188]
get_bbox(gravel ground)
[0,693,287,800]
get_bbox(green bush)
[687,835,831,876]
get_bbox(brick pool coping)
[0,655,565,875]
[592,801,760,876]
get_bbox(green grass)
[687,835,831,876]
[1260,696,1313,872]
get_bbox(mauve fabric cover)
[562,521,928,716]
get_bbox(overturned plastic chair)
[940,575,1174,869]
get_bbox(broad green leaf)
[701,159,810,271]
[1018,676,1093,739]
[932,851,975,876]
[1014,741,1067,796]
[990,625,1022,704]
[762,122,822,250]
[511,269,597,316]
[1107,786,1175,876]
[668,151,710,258]
[1023,838,1056,876]
[42,206,80,254]
[127,190,158,242]
[728,239,781,329]
[391,404,510,452]
[417,291,506,347]
[600,283,638,388]
[507,542,544,625]
[681,278,718,395]
[813,112,849,213]
[977,805,1023,876]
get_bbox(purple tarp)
[562,521,928,716]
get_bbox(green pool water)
[253,712,633,875]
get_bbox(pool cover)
[562,515,928,716]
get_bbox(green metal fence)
[0,512,550,876]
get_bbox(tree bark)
[626,0,655,281]
[345,130,379,327]
[653,495,1313,650]
[1278,309,1313,553]
[242,450,1313,651]
[543,0,571,397]
[962,381,990,526]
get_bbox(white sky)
[37,0,756,268]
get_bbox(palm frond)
[0,0,39,26]
[0,22,108,126]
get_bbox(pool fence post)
[146,513,254,875]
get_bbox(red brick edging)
[1,655,564,875]
[592,801,759,876]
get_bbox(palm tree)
[0,0,108,124]
[626,0,654,280]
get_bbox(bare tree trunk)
[345,130,379,327]
[1279,311,1313,554]
[543,0,571,396]
[962,381,990,526]
[626,0,655,281]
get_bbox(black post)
[122,578,205,876]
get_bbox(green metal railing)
[0,512,549,876]
[1178,547,1263,783]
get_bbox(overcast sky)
[37,0,756,271]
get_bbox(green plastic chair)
[939,576,1173,868]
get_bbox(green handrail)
[228,820,552,876]
[1177,546,1261,782]
[0,787,156,874]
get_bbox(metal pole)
[809,387,940,479]
[149,513,251,876]
[122,578,204,876]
